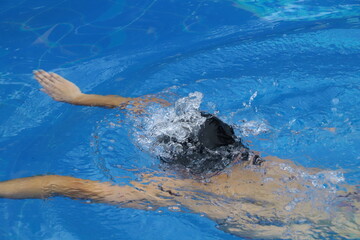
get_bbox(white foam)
[132,92,207,159]
[239,120,269,137]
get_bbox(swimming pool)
[0,0,359,239]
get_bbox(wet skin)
[0,70,359,239]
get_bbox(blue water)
[0,0,360,239]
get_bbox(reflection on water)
[231,0,360,21]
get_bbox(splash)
[132,92,207,160]
[239,120,269,137]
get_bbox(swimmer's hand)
[34,70,83,104]
[34,70,170,110]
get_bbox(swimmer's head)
[158,112,248,177]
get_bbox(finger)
[34,70,48,80]
[35,71,57,85]
[36,79,60,94]
[48,73,62,83]
[34,75,47,87]
[38,70,57,84]
[38,69,52,78]
[49,72,65,82]
[35,75,52,87]
[34,70,55,86]
[50,73,73,86]
[34,71,56,89]
[33,70,43,80]
[34,71,49,81]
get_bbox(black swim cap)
[159,112,248,176]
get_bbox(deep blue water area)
[1,0,360,239]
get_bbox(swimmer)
[0,70,359,239]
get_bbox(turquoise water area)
[0,0,360,239]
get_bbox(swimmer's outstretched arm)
[33,70,169,109]
[0,175,177,208]
[1,175,359,239]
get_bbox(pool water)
[0,0,360,239]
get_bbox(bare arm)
[0,175,178,209]
[33,70,169,110]
[1,174,358,239]
[0,175,315,239]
